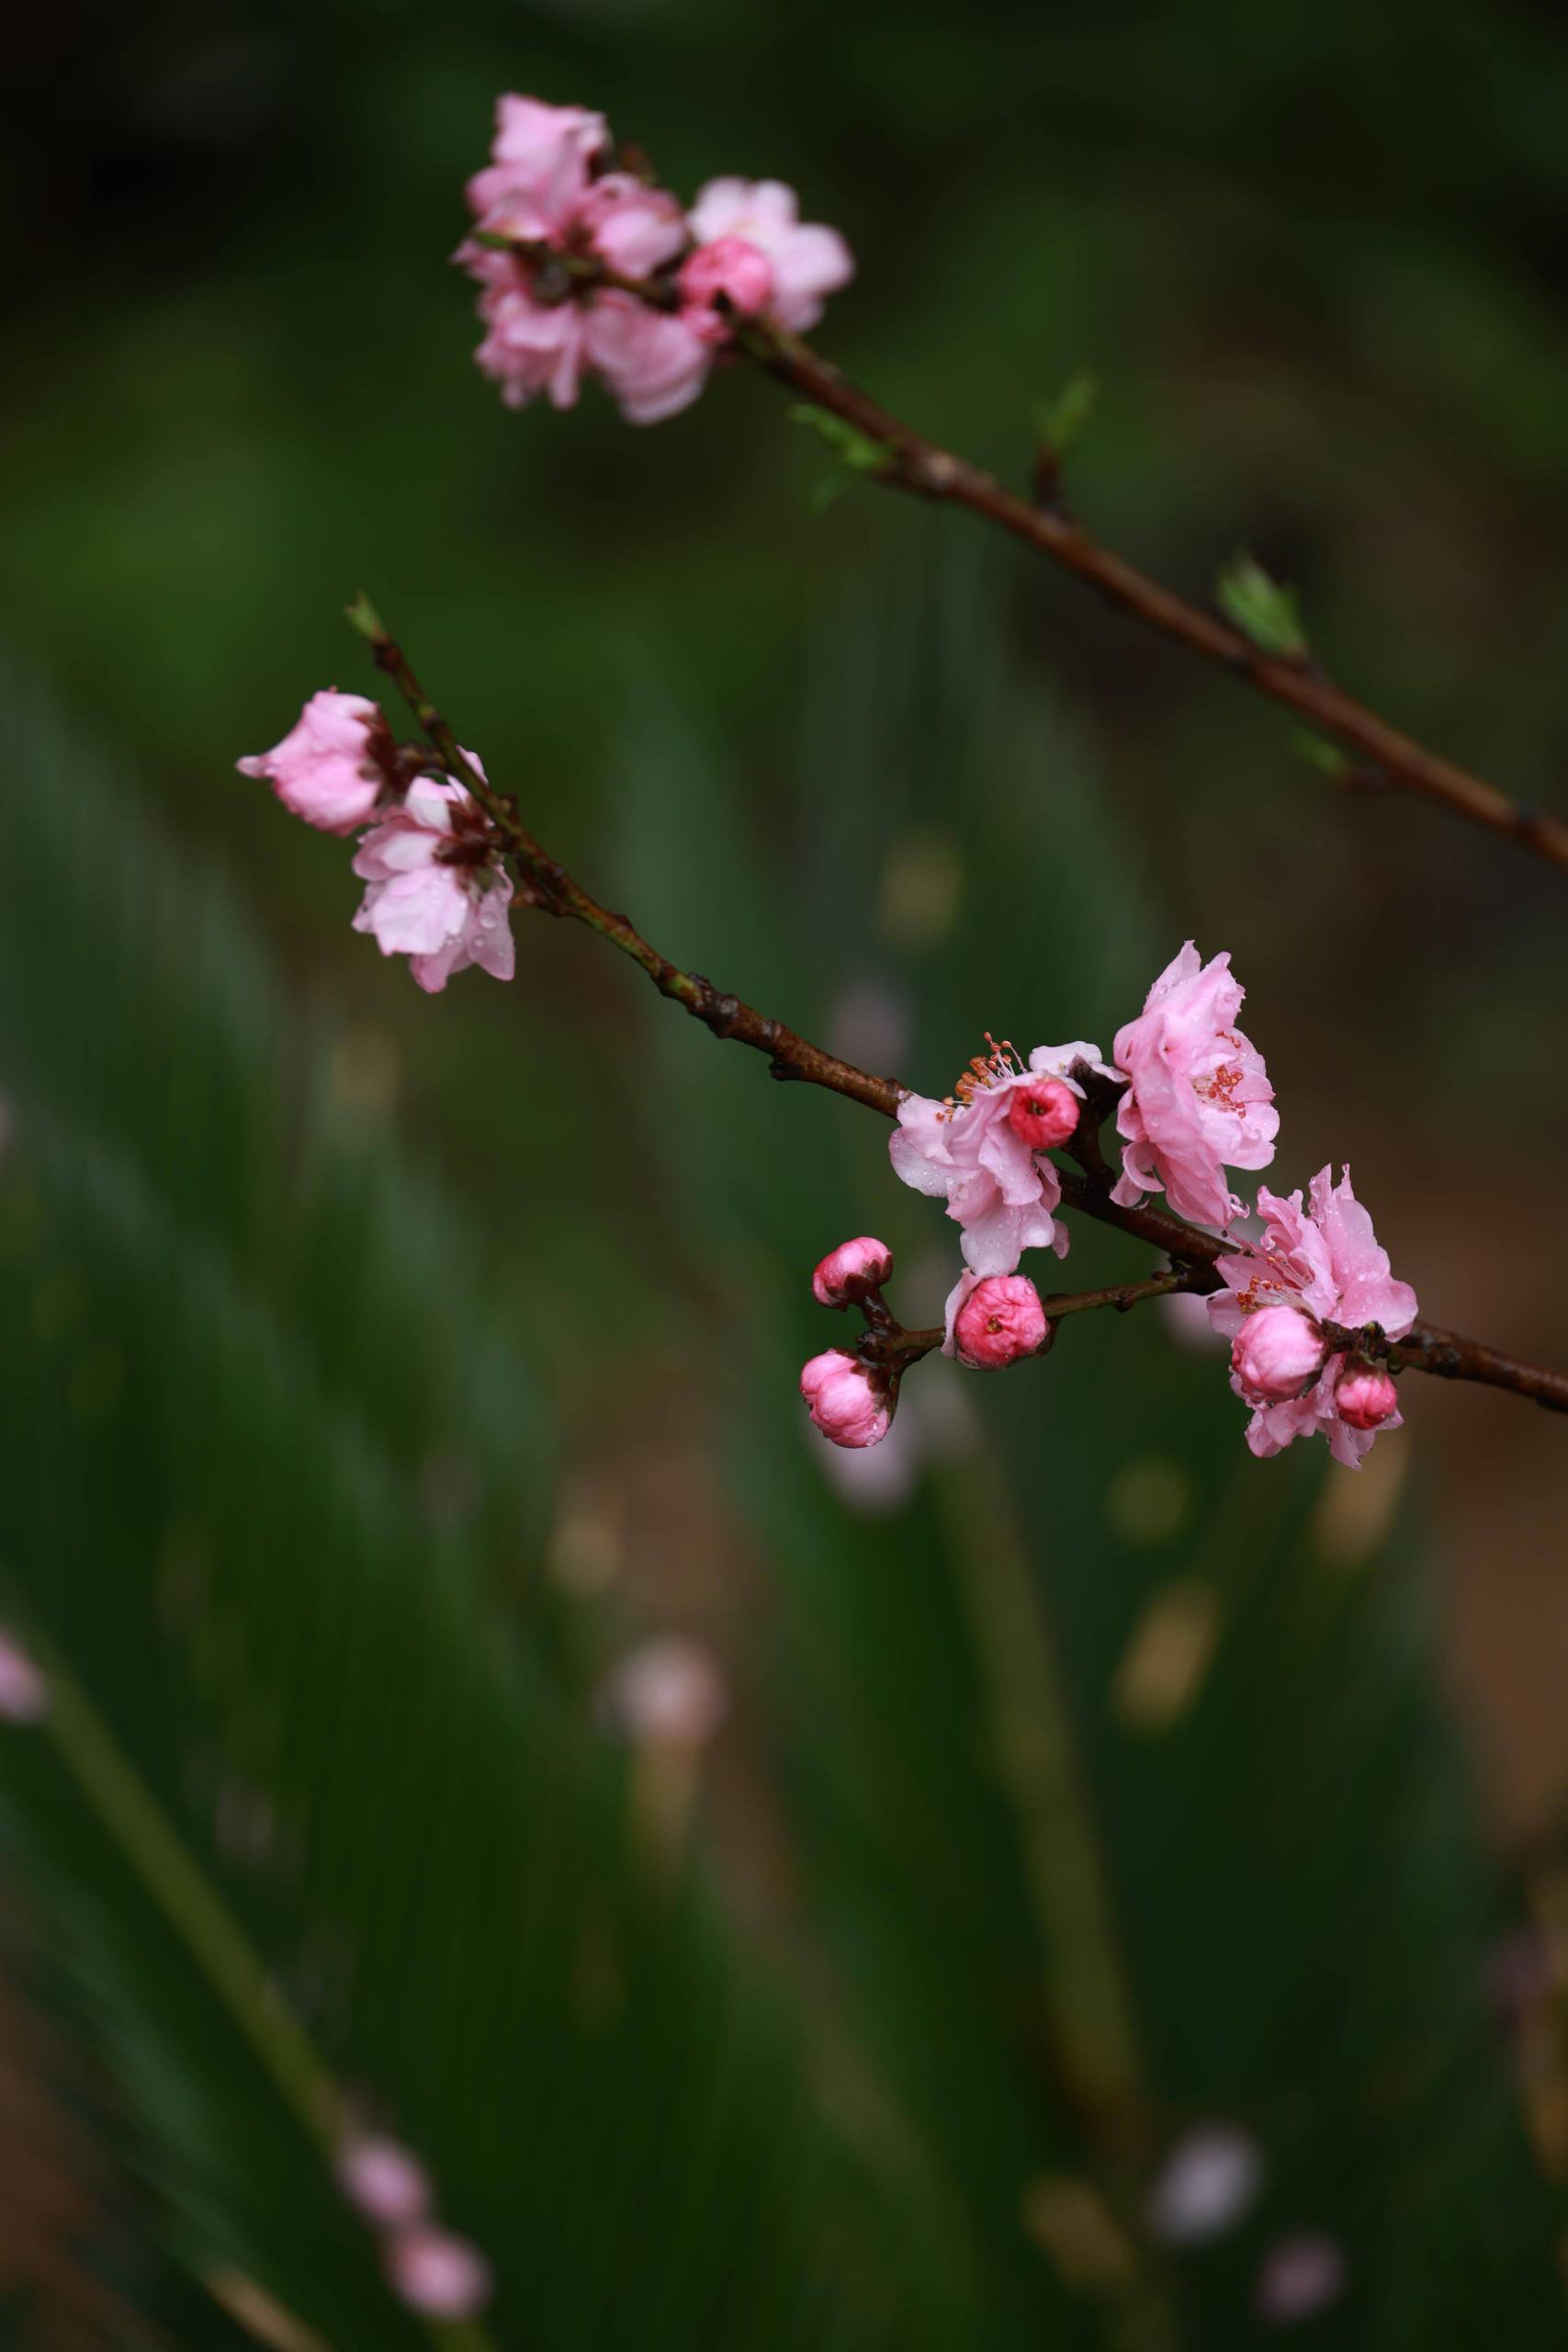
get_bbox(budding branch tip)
[344,593,388,646]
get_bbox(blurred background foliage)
[4,0,1568,2343]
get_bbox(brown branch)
[346,596,900,1119]
[351,605,1568,1420]
[485,240,1568,879]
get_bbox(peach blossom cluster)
[455,96,852,425]
[838,942,1417,1467]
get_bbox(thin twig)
[353,607,1568,1419]
[484,242,1568,880]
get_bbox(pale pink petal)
[583,294,711,424]
[237,690,388,835]
[1112,943,1277,1228]
[581,174,688,277]
[466,95,605,232]
[684,176,852,334]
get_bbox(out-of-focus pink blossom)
[337,2136,433,2231]
[890,1040,1112,1277]
[1209,1166,1417,1467]
[352,777,514,996]
[686,178,853,333]
[1254,2233,1347,2326]
[800,1350,890,1449]
[577,175,689,277]
[1111,943,1278,1229]
[465,96,607,232]
[1146,2124,1264,2247]
[678,235,775,343]
[606,1637,728,1747]
[1229,1303,1325,1404]
[0,1631,47,1724]
[458,98,711,423]
[237,691,390,835]
[812,1236,894,1308]
[1335,1364,1399,1430]
[384,2225,493,2321]
[947,1272,1050,1369]
[1006,1076,1080,1152]
[581,292,713,425]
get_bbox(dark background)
[3,2,1568,2343]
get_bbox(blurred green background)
[3,0,1568,2344]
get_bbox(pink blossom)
[0,1631,47,1724]
[581,292,712,426]
[686,178,852,333]
[890,1040,1112,1277]
[812,1235,893,1308]
[1209,1166,1417,1466]
[237,691,390,835]
[1111,943,1278,1229]
[465,96,607,233]
[606,1637,728,1747]
[1229,1303,1325,1404]
[1254,2233,1347,2326]
[947,1272,1049,1369]
[1335,1364,1399,1430]
[678,236,775,344]
[337,2136,433,2231]
[1146,2124,1263,2247]
[458,102,711,423]
[384,2226,493,2321]
[800,1350,890,1448]
[351,776,514,996]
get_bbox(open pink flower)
[686,178,852,334]
[581,291,713,425]
[464,96,607,232]
[1208,1165,1417,1467]
[890,1040,1112,1276]
[352,776,514,996]
[238,691,390,835]
[457,96,711,423]
[1111,943,1278,1229]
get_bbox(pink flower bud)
[1335,1363,1399,1430]
[336,2135,433,2230]
[238,691,391,835]
[1229,1306,1325,1403]
[384,2225,492,2321]
[811,1235,894,1308]
[1006,1077,1080,1151]
[799,1350,891,1449]
[0,1631,46,1724]
[953,1274,1049,1369]
[678,236,776,342]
